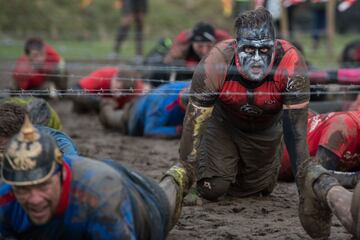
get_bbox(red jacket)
[13,44,61,90]
[79,67,146,108]
[279,111,360,181]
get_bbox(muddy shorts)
[197,114,283,197]
[122,0,148,14]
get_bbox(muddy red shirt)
[79,67,146,108]
[280,111,360,180]
[13,43,62,90]
[170,28,232,68]
[191,39,309,132]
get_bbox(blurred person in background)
[146,22,231,86]
[163,22,231,69]
[111,0,148,64]
[340,39,360,68]
[12,37,68,97]
[310,1,326,50]
[143,22,231,87]
[69,66,149,114]
[99,81,190,138]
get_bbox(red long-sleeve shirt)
[79,67,146,108]
[13,44,61,90]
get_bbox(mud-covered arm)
[282,48,310,177]
[178,45,229,190]
[99,100,126,131]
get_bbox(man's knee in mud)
[196,177,231,201]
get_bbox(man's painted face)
[237,38,274,82]
[236,27,275,82]
[12,173,62,225]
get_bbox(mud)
[0,60,353,239]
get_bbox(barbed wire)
[3,66,360,85]
[1,88,360,97]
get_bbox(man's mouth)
[250,65,263,74]
[28,206,49,219]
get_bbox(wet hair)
[24,37,44,55]
[190,22,216,42]
[116,66,143,89]
[234,7,275,40]
[0,103,26,138]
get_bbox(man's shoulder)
[207,39,235,63]
[275,39,299,56]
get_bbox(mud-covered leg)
[324,185,353,233]
[297,157,339,239]
[159,165,188,230]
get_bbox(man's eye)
[244,47,255,53]
[260,48,269,53]
[13,188,30,195]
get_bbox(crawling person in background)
[0,117,178,239]
[0,103,78,156]
[0,96,62,130]
[12,37,68,96]
[100,81,190,138]
[297,157,360,239]
[279,110,360,187]
[70,66,150,113]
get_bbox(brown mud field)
[0,60,354,239]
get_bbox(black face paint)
[236,25,275,82]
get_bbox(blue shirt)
[0,156,168,239]
[128,81,190,138]
[36,125,78,156]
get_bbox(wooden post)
[280,2,289,40]
[326,0,336,57]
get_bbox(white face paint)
[236,24,275,82]
[237,38,275,82]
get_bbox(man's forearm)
[179,100,213,190]
[283,107,310,176]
